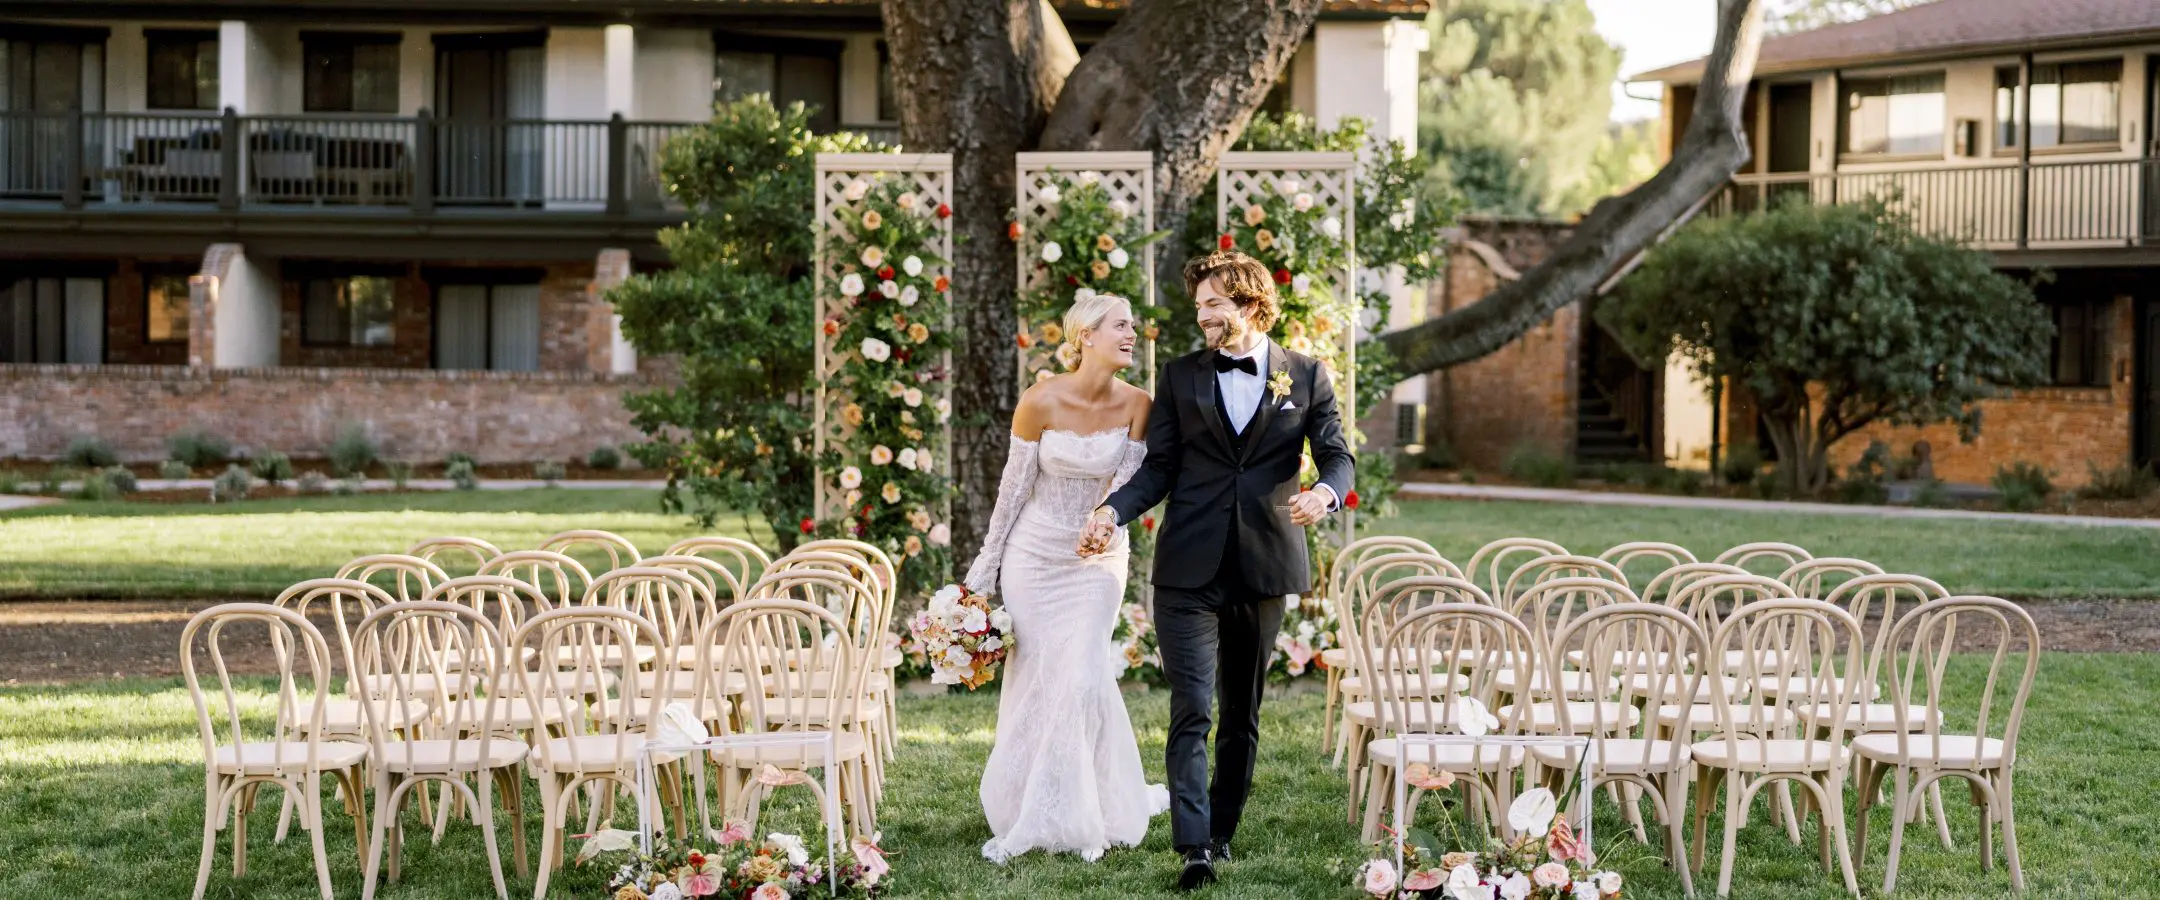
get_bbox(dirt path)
[2,597,2155,685]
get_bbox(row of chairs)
[184,531,904,900]
[1319,536,2036,898]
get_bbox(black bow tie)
[1213,354,1258,376]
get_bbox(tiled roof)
[1633,0,2160,83]
[765,0,1430,14]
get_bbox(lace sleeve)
[1107,439,1147,497]
[962,436,1040,594]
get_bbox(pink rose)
[1404,868,1445,891]
[1532,862,1571,888]
[1362,859,1399,897]
[751,884,788,900]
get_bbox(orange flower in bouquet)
[906,584,1014,689]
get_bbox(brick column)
[587,248,636,374]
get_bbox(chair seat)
[1795,702,1935,733]
[597,694,734,728]
[1850,733,2007,768]
[1497,701,1642,735]
[1751,673,1878,702]
[441,696,566,732]
[1366,736,1527,772]
[533,733,683,773]
[1702,648,1788,674]
[1321,647,1351,670]
[498,669,617,697]
[766,702,884,728]
[1688,738,1848,771]
[213,740,369,775]
[1340,671,1470,699]
[355,672,481,700]
[1623,672,1744,704]
[552,645,658,668]
[882,646,903,670]
[709,730,869,768]
[374,738,530,773]
[1566,648,1678,672]
[1344,695,1479,730]
[1491,669,1617,699]
[1653,703,1796,733]
[1530,738,1687,774]
[633,669,752,698]
[783,670,895,697]
[296,697,432,736]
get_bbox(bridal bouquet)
[1357,788,1623,900]
[579,824,888,899]
[907,584,1014,689]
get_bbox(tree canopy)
[1767,0,1929,34]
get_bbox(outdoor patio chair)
[538,528,643,573]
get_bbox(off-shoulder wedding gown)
[963,427,1170,863]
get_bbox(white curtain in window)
[489,284,540,371]
[436,283,489,369]
[63,277,102,364]
[1885,76,1944,155]
[506,46,544,201]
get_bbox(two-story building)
[1636,0,2160,487]
[0,0,1428,466]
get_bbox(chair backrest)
[1336,554,1466,666]
[1822,573,1949,696]
[423,574,551,647]
[352,601,508,766]
[1879,595,2039,768]
[790,539,898,607]
[1497,554,1629,609]
[1598,541,1699,593]
[477,549,594,611]
[1552,603,1710,748]
[749,566,885,659]
[1326,535,1443,602]
[1464,537,1567,597]
[405,536,503,575]
[335,553,452,603]
[638,554,744,604]
[1358,575,1493,688]
[1703,598,1866,765]
[1505,576,1640,662]
[273,577,400,693]
[181,603,339,774]
[664,536,774,589]
[698,598,864,766]
[1712,541,1813,576]
[1667,573,1795,647]
[538,529,643,572]
[1778,556,1887,600]
[584,566,718,659]
[1368,600,1538,736]
[510,606,667,773]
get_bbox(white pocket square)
[1281,400,1298,411]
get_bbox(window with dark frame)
[145,273,191,344]
[712,34,841,133]
[432,281,540,371]
[1841,72,1946,157]
[303,32,401,113]
[2050,297,2112,388]
[146,30,218,111]
[302,275,397,347]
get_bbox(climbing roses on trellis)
[1011,169,1171,387]
[1218,177,1355,385]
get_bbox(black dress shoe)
[1208,839,1232,863]
[1177,846,1218,891]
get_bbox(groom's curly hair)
[1183,251,1280,333]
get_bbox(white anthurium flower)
[860,337,892,362]
[989,608,1013,631]
[1446,864,1487,900]
[1041,241,1063,263]
[1454,695,1499,736]
[1293,191,1314,211]
[1508,787,1558,837]
[843,179,869,201]
[1073,286,1098,304]
[574,828,641,863]
[839,272,865,297]
[1276,178,1301,196]
[1107,247,1130,269]
[899,285,920,307]
[902,255,924,277]
[930,584,963,606]
[1039,183,1062,204]
[1572,881,1601,900]
[1291,273,1312,294]
[1498,873,1532,900]
[942,644,973,667]
[1321,216,1343,238]
[767,832,809,867]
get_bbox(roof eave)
[1631,25,2160,87]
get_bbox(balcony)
[1715,158,2160,252]
[0,109,698,218]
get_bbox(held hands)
[1076,507,1118,557]
[1287,489,1333,527]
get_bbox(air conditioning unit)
[1394,401,1425,449]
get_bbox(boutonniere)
[1267,371,1293,402]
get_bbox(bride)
[962,292,1169,863]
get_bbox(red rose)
[1008,221,1024,240]
[1065,275,1079,287]
[937,203,952,219]
[934,276,950,292]
[1218,234,1235,250]
[862,503,873,516]
[1016,333,1033,349]
[800,517,815,534]
[821,320,839,335]
[1273,268,1293,285]
[878,265,895,281]
[895,348,912,362]
[1345,490,1361,509]
[1142,515,1156,532]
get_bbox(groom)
[1080,250,1354,890]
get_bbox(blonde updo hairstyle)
[1061,292,1133,369]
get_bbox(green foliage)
[63,436,118,469]
[611,96,882,556]
[158,460,192,481]
[39,467,71,494]
[1992,462,2055,512]
[444,451,476,470]
[1719,442,1765,486]
[73,471,115,502]
[1912,479,1953,508]
[164,429,231,468]
[334,475,364,496]
[295,471,329,495]
[534,459,567,485]
[1012,169,1171,384]
[586,446,623,471]
[1502,442,1572,488]
[327,424,379,476]
[0,470,19,494]
[212,464,251,502]
[249,451,292,486]
[1603,198,2052,493]
[385,460,413,490]
[2078,463,2159,501]
[101,466,138,495]
[446,459,479,491]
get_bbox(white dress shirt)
[1217,339,1338,511]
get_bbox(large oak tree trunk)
[1370,0,1765,374]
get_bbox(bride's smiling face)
[1082,303,1139,369]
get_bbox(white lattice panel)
[813,153,954,527]
[1013,151,1158,390]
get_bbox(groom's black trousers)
[1153,553,1287,851]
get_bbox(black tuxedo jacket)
[1104,339,1355,595]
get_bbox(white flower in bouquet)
[989,608,1013,632]
[1041,241,1063,263]
[1321,216,1342,238]
[1291,273,1311,294]
[1498,872,1532,900]
[879,279,900,299]
[1596,872,1623,894]
[930,583,964,606]
[1073,286,1098,304]
[1571,881,1601,900]
[751,884,786,900]
[1445,863,1485,900]
[902,255,924,277]
[1107,247,1130,269]
[839,273,865,297]
[930,665,962,686]
[934,396,951,421]
[942,644,974,667]
[929,522,951,545]
[651,883,685,900]
[899,284,920,306]
[1508,787,1558,837]
[1293,191,1314,211]
[958,605,989,633]
[839,467,863,490]
[1533,863,1571,888]
[1039,183,1063,204]
[979,635,1003,653]
[768,832,810,867]
[860,246,885,268]
[903,387,924,408]
[1078,170,1101,185]
[1360,858,1397,897]
[897,447,919,470]
[860,337,891,362]
[1276,178,1301,196]
[915,449,934,474]
[844,179,869,201]
[1109,199,1132,218]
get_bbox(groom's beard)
[1204,321,1247,350]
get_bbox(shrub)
[158,459,193,481]
[445,451,477,470]
[1992,461,2054,512]
[165,429,232,468]
[0,470,19,494]
[534,459,567,484]
[447,459,479,491]
[75,471,114,501]
[327,424,379,476]
[1832,476,1889,506]
[586,445,622,471]
[250,451,293,486]
[212,465,252,502]
[40,467,73,494]
[1502,442,1572,488]
[102,466,139,495]
[1719,443,1764,486]
[2078,462,2159,501]
[385,460,414,490]
[63,436,118,469]
[296,471,330,495]
[1913,479,1953,508]
[335,474,364,496]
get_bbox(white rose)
[1040,241,1063,263]
[935,397,951,421]
[1595,872,1623,894]
[929,523,951,546]
[1276,178,1300,196]
[1321,216,1342,238]
[1107,247,1129,269]
[767,832,809,867]
[895,191,917,209]
[879,279,900,299]
[1293,191,1314,211]
[650,883,685,900]
[1572,881,1601,900]
[860,246,885,268]
[929,666,961,685]
[1073,287,1097,304]
[1078,171,1101,185]
[989,608,1013,632]
[843,179,869,201]
[899,285,920,307]
[1291,273,1311,294]
[839,273,865,297]
[860,337,891,362]
[1361,859,1398,898]
[897,447,918,470]
[902,255,924,277]
[903,387,924,408]
[915,450,933,474]
[1389,211,1411,230]
[1108,199,1132,218]
[839,467,863,490]
[1038,183,1062,204]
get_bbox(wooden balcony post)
[413,108,435,214]
[2016,53,2032,249]
[61,107,84,210]
[218,107,240,211]
[606,113,628,216]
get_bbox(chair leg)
[1931,780,1955,850]
[1616,780,1649,844]
[274,784,295,844]
[500,769,530,880]
[1997,771,2024,890]
[194,775,223,900]
[342,767,370,866]
[1360,760,1388,844]
[1882,767,1911,895]
[1345,730,1367,825]
[478,773,510,900]
[1321,667,1340,757]
[305,772,336,900]
[1690,765,1722,875]
[1853,758,1882,867]
[1661,772,1696,898]
[1974,775,1996,873]
[233,782,256,879]
[1715,774,1743,899]
[532,777,562,900]
[1774,779,1803,845]
[1823,774,1858,898]
[363,772,394,900]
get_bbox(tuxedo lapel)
[1238,339,1291,463]
[1193,349,1234,455]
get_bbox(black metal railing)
[1715,158,2160,248]
[0,108,697,214]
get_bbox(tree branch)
[1370,0,1766,375]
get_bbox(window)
[302,276,397,347]
[2050,298,2111,387]
[1997,60,2121,150]
[302,33,401,113]
[713,35,840,132]
[146,274,191,344]
[146,30,218,110]
[433,282,539,371]
[1842,72,1945,157]
[0,277,104,364]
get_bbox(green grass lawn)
[1,656,2150,899]
[2,489,2155,599]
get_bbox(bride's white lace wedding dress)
[963,427,1170,863]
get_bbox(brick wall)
[102,259,190,367]
[1427,218,1580,471]
[0,364,655,465]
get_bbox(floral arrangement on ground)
[581,823,889,899]
[1357,785,1624,900]
[1010,168,1171,387]
[814,176,957,599]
